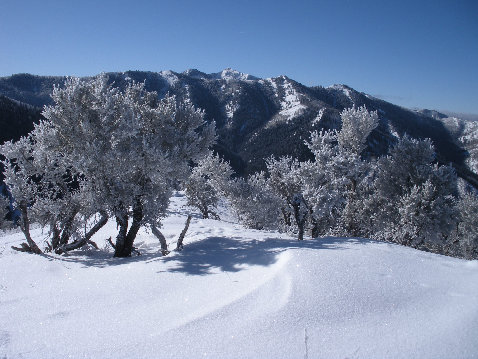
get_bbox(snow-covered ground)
[1,193,477,359]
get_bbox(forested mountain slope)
[1,70,476,185]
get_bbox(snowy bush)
[337,105,379,155]
[368,136,459,250]
[227,172,282,230]
[1,75,216,256]
[185,152,234,219]
[450,190,478,259]
[265,106,379,239]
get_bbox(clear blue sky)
[1,0,477,113]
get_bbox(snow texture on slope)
[279,78,305,119]
[0,194,477,359]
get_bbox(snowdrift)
[1,195,477,359]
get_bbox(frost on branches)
[369,136,459,250]
[228,105,477,259]
[226,172,282,231]
[185,152,234,219]
[1,75,215,257]
[256,106,379,240]
[453,190,478,259]
[0,192,11,230]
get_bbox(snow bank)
[1,194,477,358]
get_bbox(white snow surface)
[1,193,478,359]
[225,100,239,120]
[214,68,255,82]
[279,79,306,119]
[312,108,326,126]
[160,70,179,86]
[328,84,354,104]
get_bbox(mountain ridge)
[0,69,477,186]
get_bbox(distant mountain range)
[1,69,477,187]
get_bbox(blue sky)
[1,0,477,113]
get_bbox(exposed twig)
[55,211,108,254]
[106,236,116,249]
[18,203,42,254]
[87,240,99,250]
[11,242,37,253]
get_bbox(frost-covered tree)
[337,105,379,155]
[302,106,379,237]
[369,136,458,248]
[258,106,379,240]
[1,117,108,253]
[450,190,478,259]
[185,152,233,219]
[2,75,216,257]
[1,135,48,253]
[42,76,215,257]
[302,130,347,236]
[0,193,10,230]
[265,156,309,239]
[397,178,456,248]
[227,172,282,230]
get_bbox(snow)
[160,70,179,86]
[440,116,478,173]
[328,84,354,104]
[266,78,279,96]
[1,193,478,359]
[279,79,305,118]
[212,68,256,82]
[312,108,325,126]
[225,100,239,120]
[266,79,306,128]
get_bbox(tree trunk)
[59,207,80,246]
[50,222,61,250]
[57,211,108,253]
[176,215,192,251]
[114,209,129,257]
[281,207,292,227]
[17,202,42,254]
[297,222,305,241]
[311,221,319,239]
[152,225,169,255]
[292,195,307,241]
[124,200,143,256]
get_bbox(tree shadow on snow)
[40,236,375,272]
[39,244,164,268]
[158,236,374,276]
